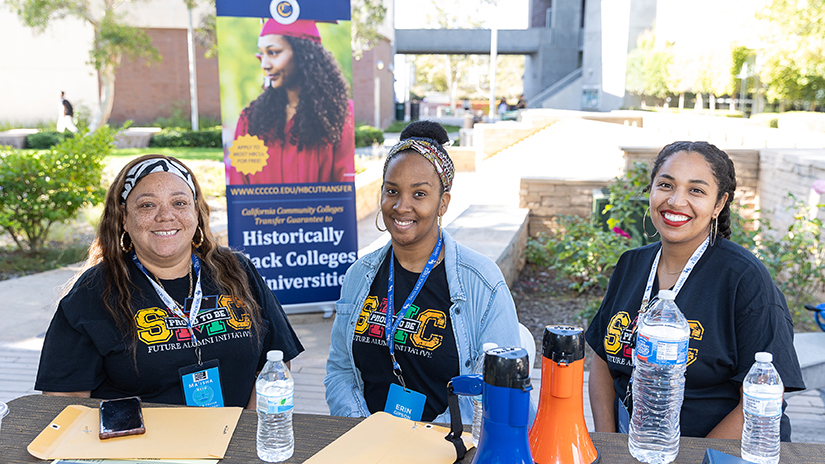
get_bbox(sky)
[394,0,529,30]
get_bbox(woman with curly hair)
[226,19,355,184]
[35,154,303,408]
[585,141,804,440]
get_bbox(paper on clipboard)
[27,405,242,460]
[304,412,474,464]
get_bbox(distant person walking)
[497,98,508,119]
[58,91,78,133]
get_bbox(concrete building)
[395,0,659,112]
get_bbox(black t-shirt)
[35,254,304,407]
[352,253,459,421]
[585,239,805,439]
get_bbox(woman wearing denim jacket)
[324,121,521,424]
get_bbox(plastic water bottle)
[629,289,690,464]
[741,352,783,464]
[472,342,498,447]
[256,350,294,462]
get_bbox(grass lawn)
[109,147,223,161]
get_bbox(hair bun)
[400,120,450,145]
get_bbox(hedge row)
[26,131,74,149]
[355,125,384,148]
[149,126,222,148]
[24,125,385,150]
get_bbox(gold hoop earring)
[120,231,133,253]
[192,226,204,248]
[375,210,387,232]
[709,216,718,247]
[643,207,659,238]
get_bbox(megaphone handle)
[445,381,467,461]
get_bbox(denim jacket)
[324,229,522,424]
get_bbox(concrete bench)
[115,127,161,148]
[793,332,825,394]
[0,129,38,149]
[443,205,529,287]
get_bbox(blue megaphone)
[449,346,533,464]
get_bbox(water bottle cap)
[658,289,676,300]
[482,342,498,352]
[755,352,773,363]
[267,350,284,362]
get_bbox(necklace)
[286,102,298,109]
[661,268,682,275]
[153,266,193,310]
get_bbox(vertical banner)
[216,0,356,305]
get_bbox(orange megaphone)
[529,325,599,464]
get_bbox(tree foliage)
[625,30,673,100]
[758,0,825,106]
[0,126,119,251]
[351,0,388,59]
[4,0,161,130]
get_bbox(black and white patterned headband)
[121,158,196,202]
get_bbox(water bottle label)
[743,393,782,417]
[259,392,294,414]
[636,334,688,365]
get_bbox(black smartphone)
[99,396,146,440]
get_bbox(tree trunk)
[679,92,685,111]
[709,94,716,112]
[90,64,117,131]
[694,93,703,111]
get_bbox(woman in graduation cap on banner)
[226,19,355,185]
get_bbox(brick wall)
[109,28,221,126]
[519,177,614,236]
[758,149,825,232]
[352,38,395,129]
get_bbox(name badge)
[618,400,630,434]
[384,383,426,421]
[179,359,225,407]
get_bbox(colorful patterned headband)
[121,158,196,202]
[384,137,455,192]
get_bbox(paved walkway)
[1,119,823,442]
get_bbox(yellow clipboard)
[304,412,474,464]
[27,405,242,460]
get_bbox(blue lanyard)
[386,231,443,388]
[131,251,203,346]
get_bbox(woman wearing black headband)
[35,154,303,408]
[324,121,522,424]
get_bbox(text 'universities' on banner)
[216,0,356,305]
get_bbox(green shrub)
[736,193,825,329]
[26,131,73,149]
[0,127,116,251]
[149,126,222,148]
[354,125,384,148]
